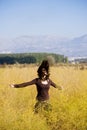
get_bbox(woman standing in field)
[10,60,62,113]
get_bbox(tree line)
[0,53,68,65]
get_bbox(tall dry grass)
[0,65,87,130]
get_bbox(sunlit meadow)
[0,64,87,130]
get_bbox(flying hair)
[37,60,50,79]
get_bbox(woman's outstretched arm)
[50,79,63,90]
[10,78,37,88]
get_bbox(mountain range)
[0,34,87,58]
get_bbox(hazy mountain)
[0,34,87,58]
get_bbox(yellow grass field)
[0,65,87,130]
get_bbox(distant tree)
[0,53,68,65]
[64,57,68,63]
[46,55,55,66]
[0,56,15,64]
[17,56,36,64]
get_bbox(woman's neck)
[41,79,48,85]
[41,76,47,81]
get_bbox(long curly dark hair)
[37,60,50,79]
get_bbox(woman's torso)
[35,78,51,101]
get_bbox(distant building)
[68,57,87,64]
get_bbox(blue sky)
[0,0,87,39]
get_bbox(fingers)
[61,86,64,90]
[10,84,15,88]
[59,86,62,90]
[58,85,64,90]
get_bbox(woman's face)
[41,68,48,79]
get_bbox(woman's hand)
[10,84,15,88]
[56,85,63,90]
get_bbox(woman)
[10,60,62,113]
